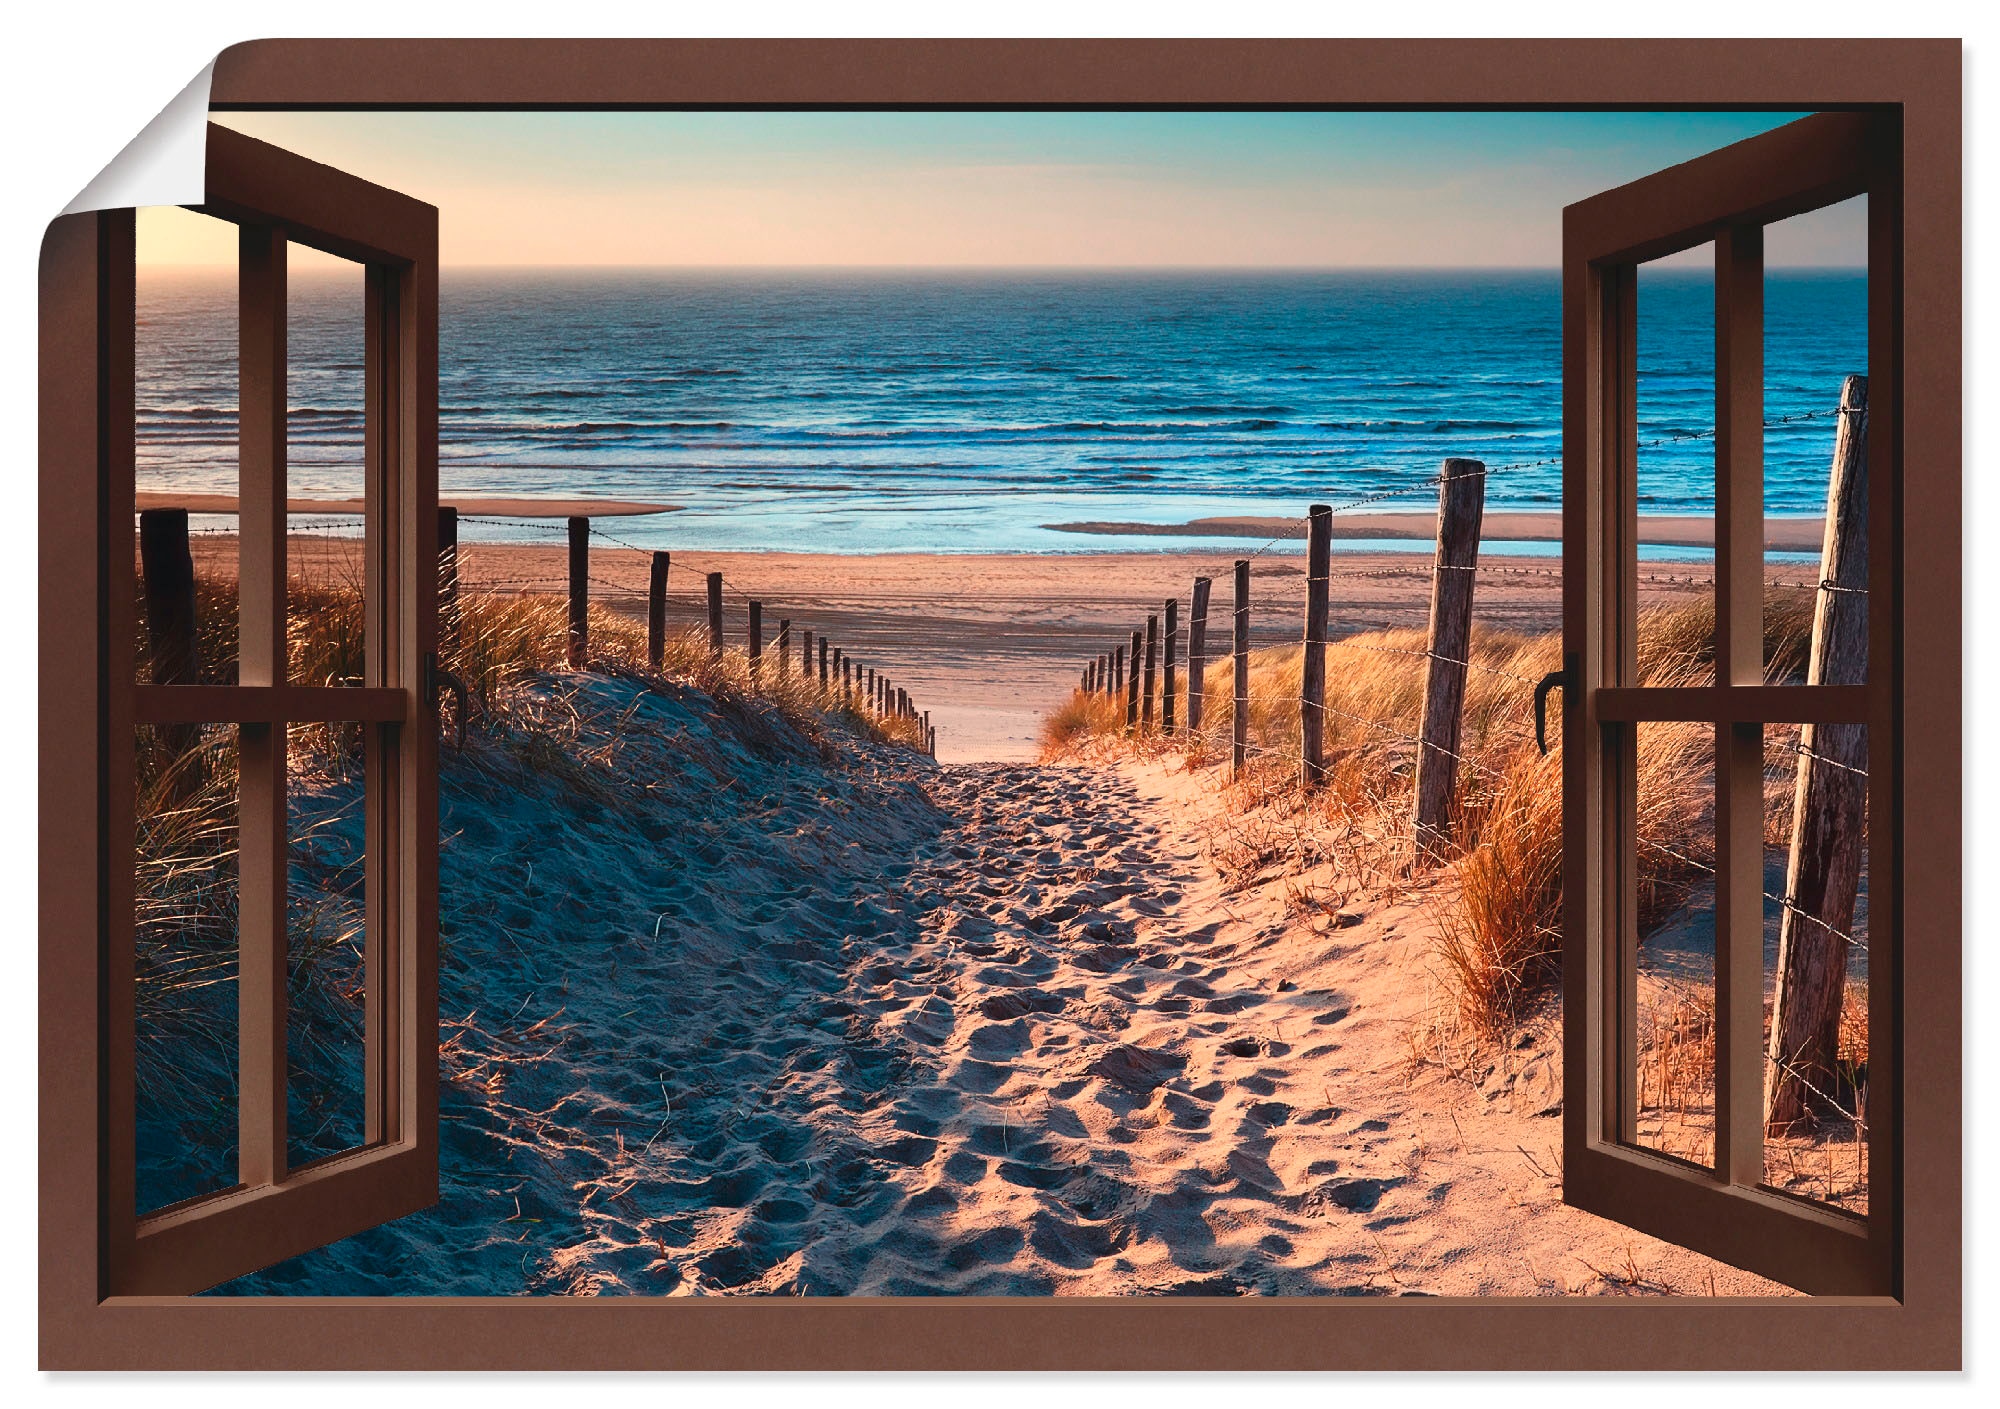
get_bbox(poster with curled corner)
[37,36,1962,1372]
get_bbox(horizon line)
[134,261,1872,273]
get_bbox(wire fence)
[1074,397,1871,1155]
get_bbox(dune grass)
[1042,588,1823,1037]
[130,565,928,1192]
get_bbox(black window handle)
[1534,667,1568,756]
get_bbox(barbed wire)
[1637,835,1865,952]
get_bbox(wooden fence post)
[1126,630,1141,733]
[1187,576,1212,735]
[1142,614,1159,732]
[437,505,459,641]
[801,627,813,680]
[1767,374,1869,1132]
[1301,504,1332,789]
[139,507,199,688]
[566,514,589,668]
[867,667,876,711]
[776,619,791,677]
[748,601,763,677]
[1412,460,1485,855]
[1113,645,1125,696]
[706,571,724,657]
[138,507,200,774]
[1099,654,1110,696]
[1233,559,1250,778]
[819,636,829,688]
[647,550,670,672]
[1163,597,1179,734]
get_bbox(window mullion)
[237,224,289,1188]
[1604,262,1639,1146]
[1714,223,1766,1186]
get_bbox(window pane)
[286,721,371,1169]
[1630,719,1716,1170]
[1634,249,1718,687]
[1761,724,1870,1216]
[135,208,241,687]
[286,255,373,682]
[134,722,240,1214]
[1763,198,1869,685]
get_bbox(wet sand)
[1046,511,1827,552]
[142,493,680,518]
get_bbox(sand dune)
[226,668,1785,1297]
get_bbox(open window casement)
[69,125,441,1297]
[1561,111,1898,1297]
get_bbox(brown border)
[40,36,1961,1370]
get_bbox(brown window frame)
[37,38,1959,1371]
[1560,111,1898,1297]
[89,125,440,1296]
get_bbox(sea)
[135,267,1867,558]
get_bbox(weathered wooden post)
[1126,630,1142,732]
[139,507,199,688]
[647,550,670,672]
[819,636,830,689]
[867,667,877,711]
[1412,461,1485,854]
[1768,375,1869,1132]
[437,505,459,641]
[776,619,791,677]
[1301,505,1332,789]
[1187,576,1212,735]
[1233,560,1250,778]
[706,571,724,657]
[748,601,763,678]
[1113,645,1125,696]
[1142,614,1159,732]
[800,627,813,679]
[566,514,589,668]
[138,507,201,775]
[1163,597,1180,734]
[1100,654,1111,696]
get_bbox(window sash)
[104,125,439,1297]
[1560,110,1900,1297]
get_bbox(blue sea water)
[135,267,1866,555]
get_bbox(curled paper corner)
[61,59,216,216]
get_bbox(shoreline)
[1044,511,1826,552]
[139,493,681,518]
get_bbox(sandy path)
[692,757,1787,1297]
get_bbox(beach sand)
[209,536,1820,762]
[232,666,1789,1297]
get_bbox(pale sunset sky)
[138,110,1865,268]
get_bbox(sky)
[138,110,1867,268]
